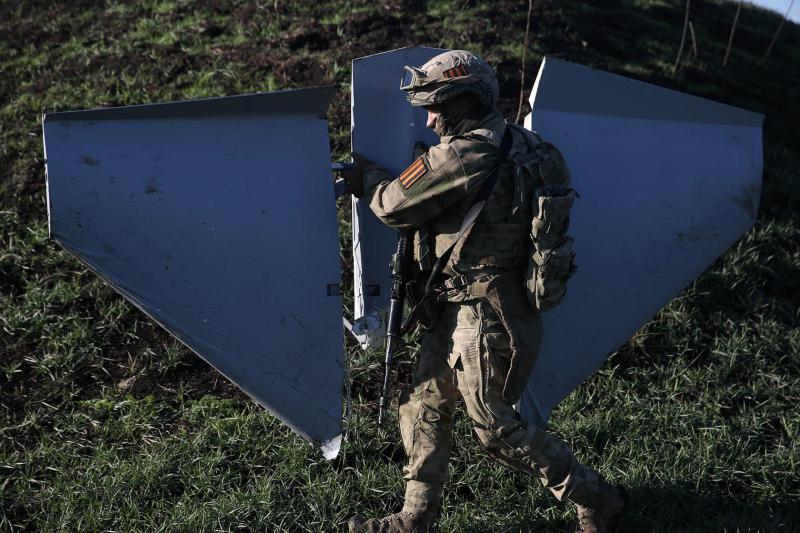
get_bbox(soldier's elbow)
[373,210,415,231]
[368,193,414,230]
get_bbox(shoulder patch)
[398,157,428,189]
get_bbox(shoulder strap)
[402,127,513,333]
[506,122,542,147]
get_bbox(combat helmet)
[400,50,499,109]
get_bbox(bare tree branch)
[674,0,691,74]
[515,0,534,124]
[689,20,698,59]
[760,0,795,64]
[723,0,743,67]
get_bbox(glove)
[340,152,373,198]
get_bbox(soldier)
[341,50,627,533]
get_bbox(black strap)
[402,127,513,333]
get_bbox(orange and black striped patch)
[398,157,427,189]
[443,65,468,78]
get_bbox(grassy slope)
[1,0,799,531]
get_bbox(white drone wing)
[349,47,445,348]
[43,88,345,458]
[42,49,764,457]
[519,58,763,425]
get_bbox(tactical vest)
[417,124,577,312]
[414,126,531,275]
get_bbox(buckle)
[441,275,470,290]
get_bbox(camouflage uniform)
[361,109,607,514]
[348,50,625,533]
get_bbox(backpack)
[507,124,578,312]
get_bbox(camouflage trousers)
[398,300,603,514]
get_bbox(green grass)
[2,0,799,531]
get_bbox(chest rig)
[416,124,577,313]
[414,126,525,275]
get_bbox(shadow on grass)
[457,482,799,533]
[620,482,799,533]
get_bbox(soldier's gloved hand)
[340,152,373,198]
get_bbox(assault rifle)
[377,141,428,425]
[378,230,412,425]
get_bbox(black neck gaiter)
[433,98,493,138]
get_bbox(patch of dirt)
[224,46,333,88]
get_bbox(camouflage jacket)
[363,109,540,276]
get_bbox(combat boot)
[347,510,436,533]
[348,480,441,533]
[571,481,628,533]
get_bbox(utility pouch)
[503,125,577,312]
[525,185,577,311]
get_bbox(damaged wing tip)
[320,434,342,460]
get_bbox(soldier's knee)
[473,425,515,456]
[472,426,536,474]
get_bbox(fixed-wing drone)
[42,47,763,459]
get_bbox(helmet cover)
[400,50,500,108]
